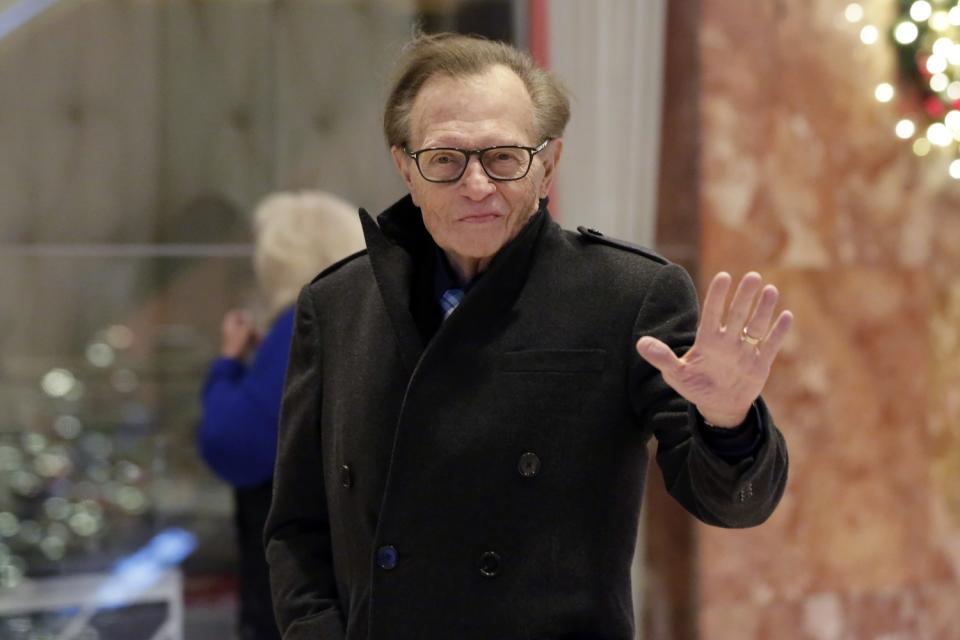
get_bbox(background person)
[198,190,364,640]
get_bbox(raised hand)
[635,272,793,428]
[220,309,260,359]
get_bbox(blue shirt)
[433,247,478,303]
[198,306,295,487]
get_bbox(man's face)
[391,65,561,265]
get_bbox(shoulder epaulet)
[310,249,368,284]
[576,226,669,265]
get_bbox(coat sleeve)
[264,286,346,639]
[628,263,789,528]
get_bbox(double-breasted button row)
[376,545,398,570]
[518,452,541,477]
[375,546,502,577]
[479,551,501,577]
[371,453,538,577]
[340,464,352,489]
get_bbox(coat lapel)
[434,202,549,347]
[359,205,424,377]
[361,194,551,372]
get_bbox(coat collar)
[359,194,550,375]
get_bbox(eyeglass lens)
[417,147,530,181]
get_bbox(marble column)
[696,0,960,637]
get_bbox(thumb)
[635,336,679,374]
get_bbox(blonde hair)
[252,190,364,320]
[383,32,570,148]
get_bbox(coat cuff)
[693,402,766,464]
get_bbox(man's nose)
[459,155,496,199]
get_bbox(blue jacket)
[199,306,295,487]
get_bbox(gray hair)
[253,190,364,320]
[383,32,570,148]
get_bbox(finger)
[222,311,240,332]
[743,284,779,341]
[724,272,763,336]
[698,272,732,338]
[635,336,682,376]
[759,310,794,369]
[230,309,253,327]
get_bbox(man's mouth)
[460,213,502,223]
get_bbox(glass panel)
[0,254,253,574]
[0,0,524,636]
[0,253,252,635]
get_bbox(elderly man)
[265,33,792,640]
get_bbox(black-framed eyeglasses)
[403,139,551,183]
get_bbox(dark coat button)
[376,545,398,570]
[479,551,501,578]
[340,464,352,489]
[518,452,541,477]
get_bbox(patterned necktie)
[440,288,465,320]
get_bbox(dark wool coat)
[264,195,788,640]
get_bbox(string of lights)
[847,0,960,178]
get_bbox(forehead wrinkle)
[409,66,536,148]
[419,121,524,149]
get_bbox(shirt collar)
[359,194,552,373]
[432,247,480,304]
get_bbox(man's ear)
[391,145,415,190]
[538,138,563,198]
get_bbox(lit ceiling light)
[927,55,948,74]
[874,82,895,102]
[41,369,76,398]
[895,21,919,44]
[932,37,955,58]
[105,324,134,350]
[845,3,864,23]
[927,122,953,146]
[910,1,933,22]
[931,10,951,32]
[950,6,960,26]
[896,119,917,138]
[950,159,960,178]
[945,110,960,131]
[85,342,114,368]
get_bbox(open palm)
[636,271,793,428]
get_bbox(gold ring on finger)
[741,328,762,346]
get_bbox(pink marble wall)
[698,0,960,638]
